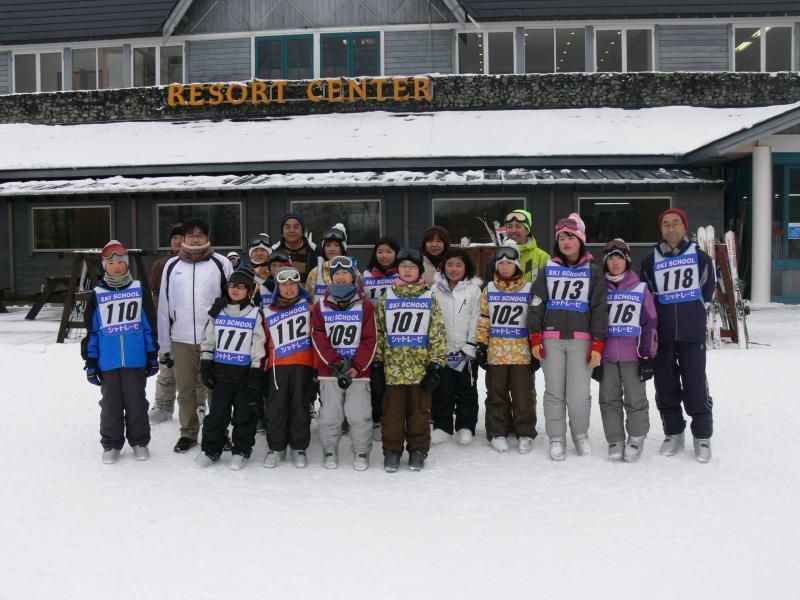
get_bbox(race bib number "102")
[96,283,142,336]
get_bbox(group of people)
[81,206,715,471]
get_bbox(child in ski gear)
[311,256,377,471]
[598,239,658,462]
[249,233,271,289]
[528,213,608,461]
[306,223,349,303]
[374,248,447,472]
[82,240,158,464]
[421,225,450,286]
[195,267,267,470]
[476,242,537,454]
[226,251,241,270]
[157,218,233,454]
[362,236,400,437]
[431,248,482,446]
[640,208,716,463]
[262,266,316,468]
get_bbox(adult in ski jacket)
[502,209,551,282]
[270,213,318,285]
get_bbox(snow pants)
[99,368,150,450]
[201,378,257,458]
[153,358,208,413]
[484,363,537,440]
[432,364,479,435]
[654,340,713,438]
[598,360,650,444]
[541,338,592,440]
[265,365,312,451]
[318,379,373,454]
[382,384,431,454]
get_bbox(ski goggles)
[494,246,520,262]
[100,242,127,260]
[268,250,291,265]
[504,211,531,226]
[603,238,631,260]
[329,255,355,270]
[322,228,347,243]
[396,248,422,263]
[248,234,271,250]
[275,268,301,284]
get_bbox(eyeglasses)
[322,229,347,243]
[396,248,422,263]
[505,211,531,226]
[227,282,249,291]
[249,234,271,249]
[329,255,354,269]
[275,269,301,284]
[494,246,520,262]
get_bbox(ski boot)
[693,437,712,463]
[659,432,685,456]
[623,436,645,463]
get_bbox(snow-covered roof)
[1,105,798,175]
[0,168,723,196]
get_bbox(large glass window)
[160,46,184,85]
[13,54,36,93]
[156,203,242,249]
[735,26,792,72]
[596,29,651,72]
[32,206,112,251]
[134,47,156,86]
[580,196,671,244]
[256,35,312,80]
[525,28,585,73]
[40,52,62,92]
[766,27,792,71]
[457,32,483,74]
[321,32,379,78]
[488,32,514,74]
[735,27,762,71]
[433,197,523,244]
[72,48,97,90]
[289,200,381,247]
[98,47,124,89]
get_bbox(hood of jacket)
[390,281,429,298]
[491,273,528,292]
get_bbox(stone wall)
[2,72,800,125]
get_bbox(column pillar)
[751,144,772,303]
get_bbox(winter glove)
[145,352,159,377]
[531,358,540,373]
[530,332,545,361]
[370,362,386,398]
[475,344,488,370]
[209,296,227,318]
[587,338,604,369]
[200,359,215,390]
[591,364,604,383]
[639,358,655,382]
[160,352,174,369]
[420,363,443,392]
[330,359,353,390]
[85,358,102,386]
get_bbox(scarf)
[103,272,133,288]
[275,295,301,309]
[605,272,625,283]
[179,242,213,263]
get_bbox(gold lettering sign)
[167,76,432,107]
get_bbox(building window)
[579,196,671,244]
[289,200,381,247]
[156,203,242,249]
[457,32,483,74]
[596,29,652,72]
[13,53,36,93]
[98,47,124,89]
[735,27,793,72]
[40,52,63,92]
[32,206,112,251]
[134,47,156,86]
[133,46,183,87]
[14,52,64,93]
[525,28,586,73]
[433,197,524,244]
[160,46,184,84]
[321,32,380,78]
[256,35,313,80]
[458,31,517,74]
[489,32,514,74]
[71,48,98,90]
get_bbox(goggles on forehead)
[275,269,301,284]
[556,218,579,232]
[249,234,271,250]
[322,228,347,243]
[504,211,531,226]
[396,248,422,263]
[329,255,354,269]
[494,246,520,262]
[268,250,291,265]
[603,239,630,254]
[101,244,127,260]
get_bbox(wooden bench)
[25,276,71,320]
[0,287,10,313]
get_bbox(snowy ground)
[0,303,798,599]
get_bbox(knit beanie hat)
[322,223,348,253]
[555,213,587,244]
[170,223,187,238]
[505,209,533,233]
[228,266,256,290]
[281,213,305,233]
[658,207,689,230]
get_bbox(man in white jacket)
[158,218,233,453]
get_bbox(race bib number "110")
[96,282,143,336]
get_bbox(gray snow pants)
[154,358,208,413]
[318,379,373,454]
[541,338,592,440]
[598,360,650,444]
[99,368,150,450]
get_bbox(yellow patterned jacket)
[477,274,532,365]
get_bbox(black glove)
[639,358,654,382]
[531,358,541,373]
[370,362,386,397]
[146,352,159,377]
[330,359,353,390]
[420,363,442,392]
[160,352,174,369]
[476,344,488,370]
[208,296,227,318]
[85,358,102,386]
[591,364,603,383]
[200,359,215,390]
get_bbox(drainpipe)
[751,144,772,303]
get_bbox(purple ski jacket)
[602,269,658,362]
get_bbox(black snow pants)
[99,368,150,450]
[201,377,257,458]
[654,340,713,439]
[265,365,313,451]
[431,364,479,435]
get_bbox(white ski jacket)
[157,253,233,354]
[431,273,483,358]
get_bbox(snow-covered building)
[1,0,800,303]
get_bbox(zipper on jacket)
[119,335,125,368]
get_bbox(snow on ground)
[0,304,798,599]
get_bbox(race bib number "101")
[385,294,431,347]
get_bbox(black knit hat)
[170,222,187,237]
[228,266,256,290]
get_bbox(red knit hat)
[658,208,688,230]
